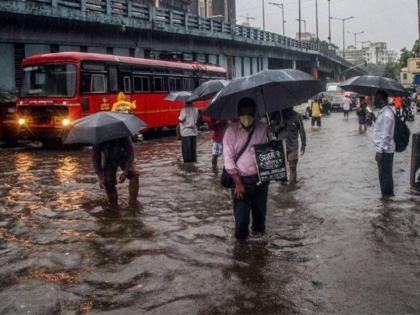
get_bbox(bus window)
[133,76,150,92]
[124,76,131,93]
[153,77,165,92]
[109,67,118,92]
[91,74,107,93]
[183,78,194,91]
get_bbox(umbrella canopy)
[164,91,192,102]
[188,79,229,102]
[339,75,407,97]
[312,91,332,101]
[204,69,321,120]
[64,112,147,145]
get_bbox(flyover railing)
[5,0,353,67]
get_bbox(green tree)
[412,39,420,57]
[382,62,399,80]
[399,47,414,69]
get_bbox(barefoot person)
[93,137,139,205]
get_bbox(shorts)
[212,141,223,156]
[103,161,139,187]
[287,150,298,168]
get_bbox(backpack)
[394,113,410,153]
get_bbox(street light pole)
[262,0,266,31]
[298,0,301,41]
[328,0,331,45]
[296,18,306,34]
[348,31,364,48]
[268,2,285,36]
[315,0,319,41]
[332,16,354,58]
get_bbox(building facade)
[340,41,397,65]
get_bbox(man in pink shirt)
[223,97,268,240]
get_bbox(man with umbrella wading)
[93,137,140,206]
[223,98,269,240]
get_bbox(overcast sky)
[236,0,417,53]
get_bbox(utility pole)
[298,0,301,41]
[296,18,306,34]
[348,31,364,48]
[315,0,319,41]
[418,0,420,39]
[328,0,331,45]
[331,16,354,58]
[239,14,256,26]
[269,2,285,36]
[262,0,266,31]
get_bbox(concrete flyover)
[0,0,364,93]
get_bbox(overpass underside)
[0,0,361,93]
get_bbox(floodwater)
[1,113,420,314]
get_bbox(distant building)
[339,41,397,65]
[295,32,316,42]
[190,0,236,22]
[132,0,235,22]
[344,45,365,65]
[400,67,414,88]
[133,0,192,12]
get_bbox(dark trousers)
[377,153,394,196]
[311,117,321,127]
[232,176,269,240]
[181,136,197,162]
[344,110,349,118]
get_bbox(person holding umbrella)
[223,97,269,240]
[64,111,147,206]
[93,137,139,206]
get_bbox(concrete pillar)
[292,59,297,69]
[219,54,228,70]
[310,67,319,79]
[235,56,242,78]
[244,57,251,76]
[0,44,15,92]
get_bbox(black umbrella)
[164,91,192,102]
[339,75,407,97]
[188,79,229,102]
[64,112,147,145]
[312,91,332,101]
[203,69,321,120]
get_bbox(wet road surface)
[1,112,420,314]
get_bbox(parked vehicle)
[326,82,345,111]
[0,93,18,145]
[15,52,227,143]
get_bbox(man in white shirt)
[373,90,395,197]
[343,96,351,119]
[178,102,199,163]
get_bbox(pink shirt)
[223,121,268,176]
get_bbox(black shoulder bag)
[220,127,255,188]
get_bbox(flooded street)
[1,112,420,314]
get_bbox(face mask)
[239,115,255,128]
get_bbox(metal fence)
[9,0,352,67]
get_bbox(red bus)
[16,52,226,142]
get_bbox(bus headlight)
[18,118,26,126]
[62,118,71,127]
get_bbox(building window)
[91,74,107,93]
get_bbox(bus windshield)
[21,64,77,98]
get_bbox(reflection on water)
[0,114,420,314]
